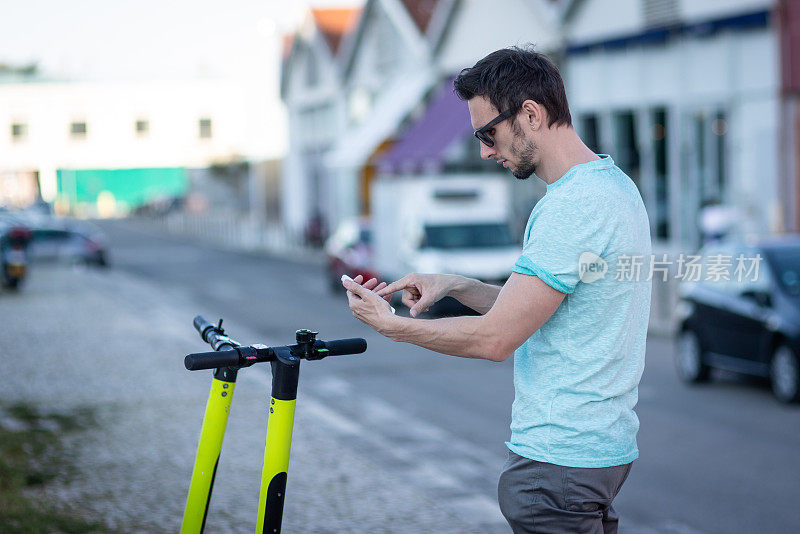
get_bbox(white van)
[372,176,520,296]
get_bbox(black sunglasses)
[474,109,515,148]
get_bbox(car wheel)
[770,344,800,403]
[676,328,711,383]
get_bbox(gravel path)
[0,264,507,533]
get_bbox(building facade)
[281,7,361,238]
[281,0,798,331]
[562,0,787,331]
[0,75,280,216]
[564,0,782,249]
[281,0,561,238]
[779,0,800,233]
[323,0,438,231]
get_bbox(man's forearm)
[383,314,506,361]
[448,276,503,315]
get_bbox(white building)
[280,0,798,330]
[563,0,781,247]
[280,7,361,238]
[561,0,785,330]
[281,0,563,238]
[429,0,561,76]
[323,0,438,231]
[0,75,282,216]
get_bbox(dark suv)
[676,236,800,403]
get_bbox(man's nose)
[480,142,495,160]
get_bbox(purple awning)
[378,77,474,174]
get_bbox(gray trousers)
[498,450,633,534]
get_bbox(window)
[70,121,87,139]
[735,245,771,295]
[765,246,799,296]
[198,118,212,139]
[696,242,739,294]
[691,109,728,205]
[10,123,27,141]
[612,111,641,189]
[422,223,515,249]
[713,111,727,200]
[652,108,670,239]
[694,113,709,203]
[135,119,149,136]
[580,114,600,153]
[348,89,372,125]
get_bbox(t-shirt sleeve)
[513,198,607,294]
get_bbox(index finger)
[375,276,410,297]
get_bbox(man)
[341,46,652,534]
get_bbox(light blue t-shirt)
[507,154,652,468]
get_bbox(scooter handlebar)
[319,338,367,357]
[185,349,240,371]
[186,316,367,371]
[193,315,215,339]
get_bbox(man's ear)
[521,100,543,130]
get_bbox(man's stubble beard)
[509,122,538,180]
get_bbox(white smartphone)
[341,274,396,314]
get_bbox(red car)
[324,217,378,292]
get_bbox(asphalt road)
[98,219,800,534]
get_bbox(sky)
[0,0,364,160]
[1,0,363,94]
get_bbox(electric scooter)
[180,316,366,534]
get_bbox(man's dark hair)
[453,46,572,129]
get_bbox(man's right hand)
[376,273,461,318]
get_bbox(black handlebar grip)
[184,349,240,371]
[193,315,214,336]
[322,338,367,356]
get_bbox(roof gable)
[339,0,431,82]
[311,8,362,54]
[400,0,439,33]
[281,8,362,100]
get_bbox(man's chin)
[512,166,536,180]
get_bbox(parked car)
[676,236,800,403]
[324,217,377,292]
[27,221,108,267]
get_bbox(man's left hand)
[342,275,397,334]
